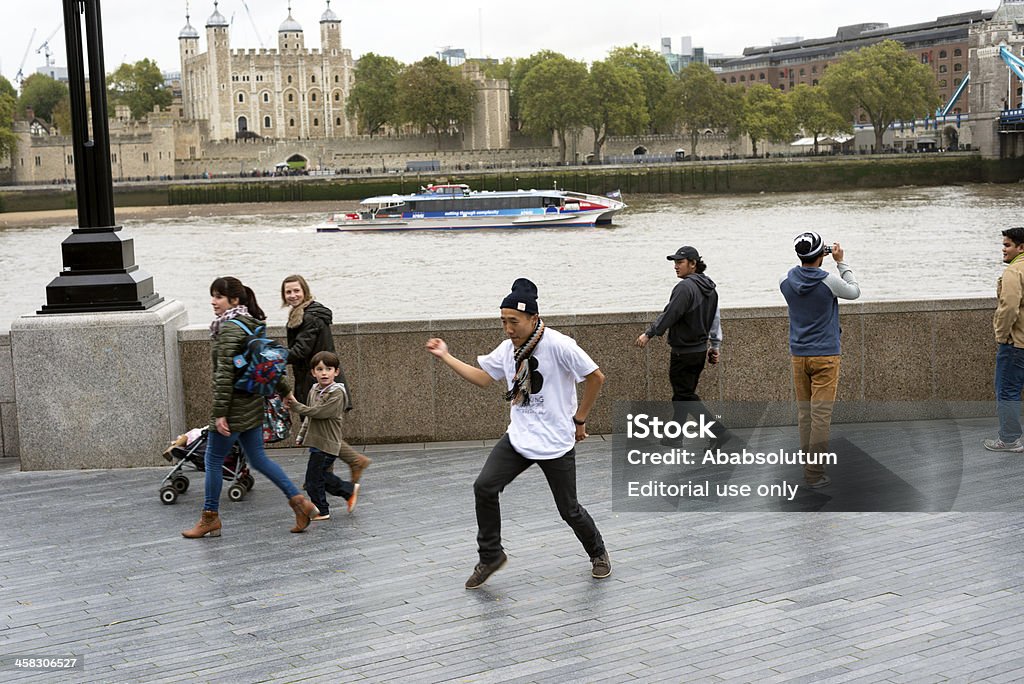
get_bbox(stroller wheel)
[160,486,178,505]
[241,474,255,491]
[172,476,190,494]
[227,483,246,502]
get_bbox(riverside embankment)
[2,153,1023,213]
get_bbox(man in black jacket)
[636,246,727,448]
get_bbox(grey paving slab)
[0,419,1022,682]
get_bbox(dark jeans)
[995,343,1024,442]
[473,434,605,564]
[305,448,355,515]
[669,350,727,439]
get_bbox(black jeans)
[304,448,355,515]
[473,434,605,564]
[669,350,727,439]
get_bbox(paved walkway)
[1,419,1023,682]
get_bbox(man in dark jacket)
[780,231,860,488]
[636,245,726,448]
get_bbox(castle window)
[143,152,149,162]
[263,92,269,103]
[334,92,340,101]
[264,116,271,128]
[289,118,295,127]
[238,92,245,103]
[287,75,293,84]
[288,93,294,102]
[335,117,341,125]
[311,92,317,102]
[311,75,316,83]
[35,156,42,166]
[313,118,319,126]
[334,75,339,83]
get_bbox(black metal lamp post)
[39,0,161,314]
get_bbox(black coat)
[287,301,351,405]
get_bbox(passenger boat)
[314,184,626,232]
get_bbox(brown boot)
[182,510,221,538]
[350,454,372,484]
[288,494,319,533]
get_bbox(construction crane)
[15,28,37,83]
[35,23,63,72]
[240,0,265,49]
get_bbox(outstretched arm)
[425,338,494,388]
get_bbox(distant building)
[438,47,467,67]
[178,0,357,141]
[718,10,993,115]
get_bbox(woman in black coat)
[282,274,337,403]
[281,275,371,482]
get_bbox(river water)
[0,184,1016,333]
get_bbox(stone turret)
[320,0,342,53]
[279,4,305,52]
[178,11,200,119]
[206,1,231,140]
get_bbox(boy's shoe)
[350,454,372,483]
[346,483,360,513]
[591,551,612,579]
[465,551,508,589]
[983,438,1024,453]
[806,474,832,489]
[312,513,330,521]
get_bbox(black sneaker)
[591,551,612,579]
[465,551,508,589]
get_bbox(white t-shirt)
[477,327,598,460]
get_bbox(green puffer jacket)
[210,314,292,432]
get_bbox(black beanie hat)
[500,278,539,314]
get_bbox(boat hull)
[316,208,621,232]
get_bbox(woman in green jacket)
[182,276,319,539]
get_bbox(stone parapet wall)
[177,298,998,446]
[0,334,17,459]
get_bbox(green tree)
[107,58,172,119]
[395,57,476,149]
[503,51,563,133]
[18,73,68,121]
[0,87,16,161]
[347,53,402,136]
[51,95,72,135]
[739,83,797,157]
[0,75,16,102]
[789,83,851,154]
[583,59,648,161]
[606,45,674,133]
[662,63,734,158]
[821,39,940,153]
[519,54,589,163]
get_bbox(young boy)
[287,351,360,519]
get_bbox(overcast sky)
[1,0,999,85]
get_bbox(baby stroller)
[158,427,255,505]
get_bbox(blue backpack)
[228,319,289,396]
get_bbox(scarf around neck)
[287,298,313,329]
[209,304,249,338]
[506,319,545,406]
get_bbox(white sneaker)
[983,438,1024,453]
